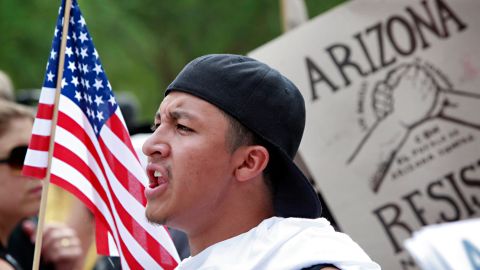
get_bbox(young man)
[143,54,380,269]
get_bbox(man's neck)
[185,175,275,256]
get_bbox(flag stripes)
[53,96,177,265]
[27,94,179,268]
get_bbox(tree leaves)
[0,0,346,123]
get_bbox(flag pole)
[32,0,73,268]
[280,0,288,32]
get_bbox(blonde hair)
[0,99,34,136]
[0,70,14,101]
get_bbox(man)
[143,54,380,269]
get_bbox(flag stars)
[93,64,102,75]
[80,47,89,59]
[46,71,55,82]
[78,16,86,27]
[93,79,103,90]
[71,76,79,87]
[61,78,68,89]
[67,61,77,72]
[82,64,89,74]
[94,95,104,106]
[43,8,117,136]
[85,79,91,90]
[96,110,104,121]
[79,32,88,43]
[108,95,116,106]
[74,91,82,102]
[50,49,57,60]
[65,47,73,58]
[85,107,91,118]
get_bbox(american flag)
[22,0,179,268]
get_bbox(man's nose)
[142,130,171,159]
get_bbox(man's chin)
[145,208,167,225]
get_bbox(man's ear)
[233,145,269,182]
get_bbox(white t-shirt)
[176,217,381,270]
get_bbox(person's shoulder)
[271,217,334,230]
[265,216,331,225]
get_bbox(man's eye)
[177,124,193,133]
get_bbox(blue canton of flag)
[45,1,116,136]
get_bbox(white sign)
[405,218,480,270]
[249,0,480,269]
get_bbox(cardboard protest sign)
[249,0,480,269]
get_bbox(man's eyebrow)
[154,110,197,122]
[170,110,196,120]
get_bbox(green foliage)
[0,0,346,124]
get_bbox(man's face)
[143,92,236,232]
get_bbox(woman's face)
[0,117,42,222]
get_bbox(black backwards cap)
[165,54,321,218]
